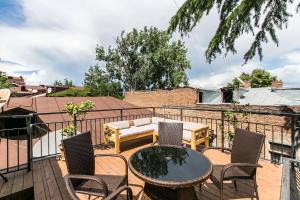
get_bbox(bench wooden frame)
[104,120,209,154]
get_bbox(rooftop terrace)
[0,144,282,200]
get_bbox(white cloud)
[189,62,258,88]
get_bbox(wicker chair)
[62,131,130,200]
[202,128,265,199]
[157,122,183,146]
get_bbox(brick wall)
[124,88,199,107]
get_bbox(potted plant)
[59,100,95,160]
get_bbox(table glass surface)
[130,146,211,183]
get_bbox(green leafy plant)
[62,100,95,137]
[220,101,250,143]
[168,0,300,64]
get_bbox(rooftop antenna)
[236,77,245,85]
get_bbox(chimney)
[271,80,283,89]
[240,80,251,88]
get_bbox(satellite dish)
[47,88,52,94]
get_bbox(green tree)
[0,72,10,89]
[227,72,251,88]
[84,65,123,98]
[168,0,300,64]
[251,69,276,88]
[53,80,63,86]
[228,69,276,88]
[63,78,73,87]
[53,78,73,87]
[96,26,191,91]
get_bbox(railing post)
[73,116,77,134]
[26,116,32,171]
[291,115,298,160]
[221,111,225,148]
[180,108,183,121]
[152,107,156,117]
[120,109,123,121]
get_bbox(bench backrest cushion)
[151,117,165,124]
[107,120,130,129]
[165,119,182,123]
[133,118,151,127]
[183,122,205,131]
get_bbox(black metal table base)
[141,183,197,200]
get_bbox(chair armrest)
[221,163,263,180]
[63,174,109,199]
[202,147,232,153]
[104,185,133,200]
[95,154,128,178]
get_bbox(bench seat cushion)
[183,122,206,131]
[182,130,192,141]
[119,124,157,138]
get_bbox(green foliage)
[61,125,76,137]
[0,73,10,89]
[47,88,90,97]
[96,26,191,91]
[84,65,123,98]
[219,101,250,143]
[227,72,251,88]
[227,69,276,88]
[168,0,300,63]
[63,78,73,87]
[53,78,73,87]
[62,100,95,137]
[251,69,276,88]
[53,80,63,86]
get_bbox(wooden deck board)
[0,144,282,200]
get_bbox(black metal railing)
[0,106,299,174]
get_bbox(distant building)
[124,81,300,107]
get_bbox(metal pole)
[120,109,123,121]
[221,111,225,148]
[26,117,32,171]
[291,116,298,160]
[180,108,183,121]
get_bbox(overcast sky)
[0,0,300,88]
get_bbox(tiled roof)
[3,96,151,123]
[202,87,300,106]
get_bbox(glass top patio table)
[129,145,212,188]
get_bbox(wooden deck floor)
[0,144,282,200]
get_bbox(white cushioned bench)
[104,117,209,153]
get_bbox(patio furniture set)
[61,120,265,200]
[103,117,210,154]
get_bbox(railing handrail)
[1,106,300,118]
[162,106,300,117]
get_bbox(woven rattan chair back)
[62,131,95,187]
[158,122,183,146]
[231,128,265,175]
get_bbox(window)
[198,91,203,103]
[221,88,233,103]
